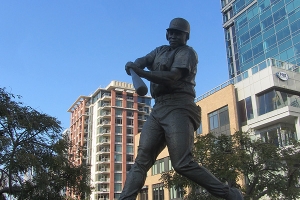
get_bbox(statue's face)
[167,29,187,49]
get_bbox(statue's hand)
[125,62,140,75]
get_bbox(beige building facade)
[135,58,300,200]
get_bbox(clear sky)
[1,1,229,130]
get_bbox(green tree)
[0,88,91,200]
[161,131,300,200]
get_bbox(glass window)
[127,128,133,135]
[115,118,122,125]
[126,145,133,153]
[170,186,184,199]
[257,90,275,115]
[127,101,134,108]
[239,31,251,45]
[152,184,164,200]
[245,96,254,120]
[140,188,148,200]
[115,135,122,143]
[276,26,290,43]
[253,43,264,56]
[209,106,230,135]
[249,24,261,38]
[242,49,253,63]
[127,136,133,144]
[114,183,122,192]
[116,100,122,107]
[291,19,300,36]
[275,18,288,32]
[115,163,122,171]
[252,65,259,74]
[238,99,247,125]
[115,154,122,162]
[196,122,202,134]
[264,34,277,51]
[115,126,122,134]
[279,39,292,52]
[261,16,274,30]
[116,109,122,116]
[126,154,134,162]
[209,111,219,130]
[115,144,122,152]
[219,107,230,126]
[273,7,286,24]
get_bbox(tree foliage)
[0,88,91,200]
[160,131,300,200]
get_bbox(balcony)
[100,112,111,118]
[99,188,109,193]
[98,168,110,174]
[99,139,110,145]
[98,178,110,183]
[101,93,111,100]
[99,120,111,127]
[97,147,110,155]
[97,158,110,164]
[98,130,110,136]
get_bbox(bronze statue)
[120,18,244,200]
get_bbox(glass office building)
[221,0,300,78]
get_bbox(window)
[152,158,168,175]
[116,109,122,116]
[257,89,300,116]
[115,118,122,125]
[115,163,122,172]
[127,136,133,144]
[114,183,122,192]
[126,145,133,153]
[115,154,122,162]
[115,144,122,152]
[127,128,133,135]
[170,186,184,199]
[114,173,122,181]
[115,135,122,143]
[245,97,254,120]
[127,119,134,126]
[115,126,122,134]
[209,106,230,135]
[116,100,122,107]
[127,101,134,108]
[209,111,219,130]
[153,184,164,200]
[126,154,134,162]
[140,188,148,200]
[196,122,202,135]
[127,111,133,117]
[257,90,275,115]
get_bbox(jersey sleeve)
[171,47,198,74]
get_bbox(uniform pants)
[119,94,230,200]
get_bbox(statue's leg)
[119,114,166,200]
[165,109,230,199]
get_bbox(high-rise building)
[68,81,152,200]
[221,0,300,78]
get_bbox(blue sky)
[1,1,229,129]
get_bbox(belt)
[154,93,193,103]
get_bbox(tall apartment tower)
[68,81,152,200]
[221,0,300,78]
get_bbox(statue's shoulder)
[177,45,197,56]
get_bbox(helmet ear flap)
[166,31,169,40]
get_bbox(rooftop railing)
[195,58,300,102]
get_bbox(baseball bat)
[129,68,148,96]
